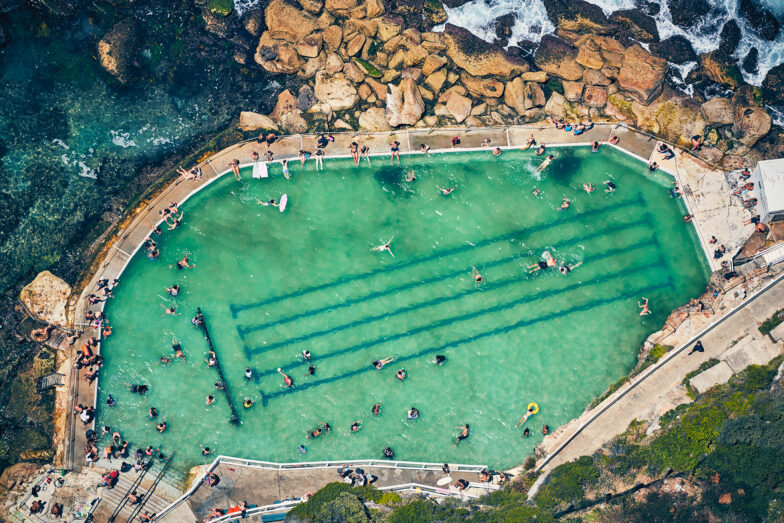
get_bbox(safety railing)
[215,455,488,473]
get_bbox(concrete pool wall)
[55,121,753,493]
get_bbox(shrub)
[315,492,370,522]
[535,456,600,509]
[378,492,401,506]
[732,364,777,392]
[758,308,784,335]
[523,456,536,470]
[546,79,564,95]
[207,0,233,17]
[589,376,628,409]
[286,483,354,521]
[385,500,436,522]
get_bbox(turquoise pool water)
[96,146,709,476]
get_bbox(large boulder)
[254,32,304,74]
[270,89,299,122]
[504,77,526,115]
[20,271,72,327]
[739,0,780,41]
[359,107,392,131]
[541,0,613,34]
[609,9,659,42]
[239,111,279,131]
[583,85,607,107]
[700,97,734,125]
[386,77,425,126]
[325,0,358,16]
[446,92,472,123]
[762,63,784,105]
[544,91,571,119]
[649,35,696,64]
[629,87,706,147]
[718,20,741,55]
[617,44,667,104]
[534,35,584,81]
[297,85,319,111]
[443,24,529,78]
[97,19,140,84]
[265,0,318,42]
[732,86,772,147]
[314,71,359,111]
[742,47,759,75]
[698,50,743,89]
[460,73,504,98]
[666,0,710,28]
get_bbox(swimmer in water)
[244,368,253,380]
[532,188,542,198]
[471,266,484,285]
[161,304,180,316]
[456,424,469,444]
[437,185,457,196]
[306,364,316,376]
[536,154,558,173]
[205,350,216,367]
[206,395,215,405]
[405,171,416,182]
[604,180,616,192]
[516,405,537,428]
[528,251,557,273]
[560,197,571,210]
[372,237,394,257]
[536,143,546,155]
[591,141,600,152]
[360,144,371,166]
[171,338,185,360]
[372,403,382,415]
[372,357,394,371]
[434,355,446,365]
[277,368,294,387]
[351,421,362,432]
[493,147,502,156]
[559,261,582,274]
[243,398,254,408]
[302,350,311,361]
[639,297,651,316]
[156,418,167,433]
[160,355,171,364]
[583,183,595,193]
[396,368,406,381]
[408,407,420,419]
[166,284,180,296]
[308,427,323,439]
[149,407,158,419]
[257,199,280,208]
[228,159,241,181]
[174,255,195,270]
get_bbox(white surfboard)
[253,162,269,179]
[279,194,288,212]
[437,476,452,486]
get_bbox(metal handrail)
[215,456,488,472]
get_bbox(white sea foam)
[442,0,784,87]
[52,138,69,150]
[233,0,263,17]
[110,130,138,148]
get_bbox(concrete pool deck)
[53,121,755,514]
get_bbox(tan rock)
[629,87,706,147]
[317,10,335,29]
[418,85,434,101]
[471,102,487,115]
[343,61,365,82]
[386,76,425,126]
[600,65,619,79]
[525,108,546,122]
[97,19,140,84]
[444,24,528,78]
[270,89,298,122]
[239,112,278,132]
[576,41,604,69]
[525,81,546,108]
[254,33,304,74]
[422,55,447,76]
[563,81,584,102]
[377,15,404,42]
[280,110,309,134]
[504,77,526,114]
[404,45,428,67]
[699,50,743,89]
[366,0,384,18]
[388,49,407,69]
[606,83,618,95]
[326,52,344,73]
[732,87,772,147]
[447,71,459,84]
[602,51,624,68]
[425,68,447,93]
[374,51,389,67]
[700,97,734,125]
[583,68,610,86]
[359,106,392,130]
[438,85,467,103]
[20,271,71,327]
[422,41,447,53]
[617,44,668,104]
[423,32,445,44]
[401,67,422,81]
[461,73,504,98]
[346,33,366,56]
[365,77,387,99]
[323,25,343,50]
[521,71,549,82]
[345,18,378,37]
[298,0,323,13]
[383,34,407,54]
[434,103,451,117]
[325,0,357,16]
[402,28,422,46]
[423,115,439,126]
[534,35,584,81]
[266,0,318,42]
[544,92,571,119]
[296,33,323,58]
[299,54,325,79]
[314,70,359,111]
[358,82,373,100]
[446,93,472,123]
[582,85,607,107]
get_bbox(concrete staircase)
[91,462,178,522]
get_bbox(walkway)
[533,270,784,474]
[56,122,749,491]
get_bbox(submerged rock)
[609,9,659,43]
[666,0,710,29]
[649,36,696,64]
[698,50,743,89]
[494,13,517,47]
[762,64,784,104]
[541,0,613,34]
[97,19,141,84]
[739,0,780,41]
[718,20,741,56]
[742,47,759,75]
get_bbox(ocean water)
[442,0,784,87]
[96,147,709,476]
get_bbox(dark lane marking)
[245,254,665,371]
[237,216,651,344]
[229,195,644,317]
[236,215,653,338]
[257,277,672,406]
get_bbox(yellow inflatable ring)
[528,402,539,415]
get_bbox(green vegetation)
[546,78,564,95]
[288,356,784,521]
[758,308,784,335]
[353,58,383,78]
[589,375,627,409]
[207,0,234,17]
